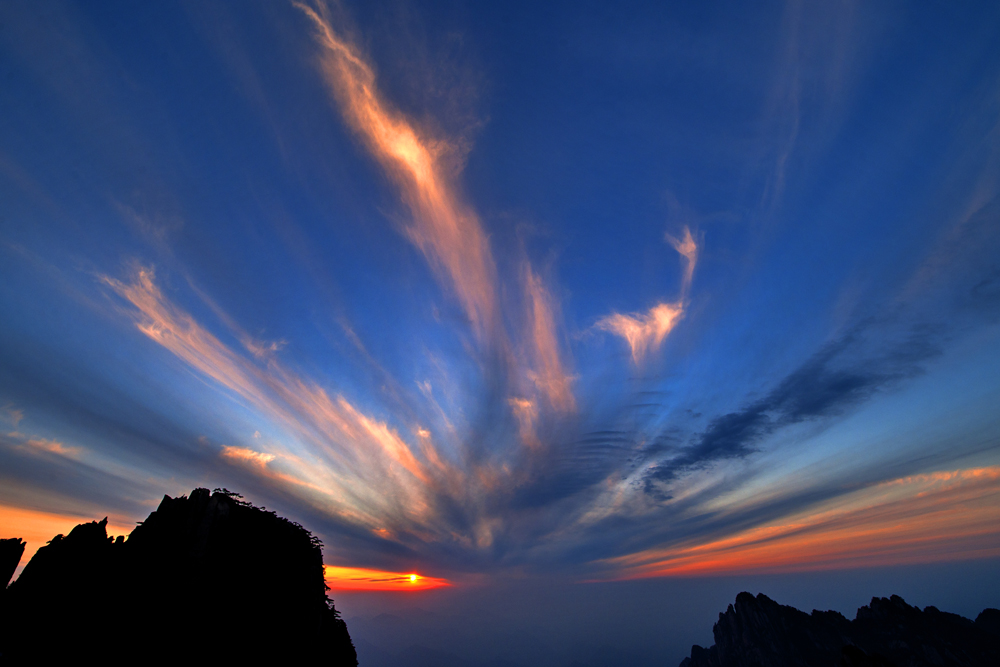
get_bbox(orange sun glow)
[324,565,451,591]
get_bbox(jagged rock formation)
[0,489,357,665]
[0,539,24,593]
[680,592,1000,667]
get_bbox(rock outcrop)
[0,489,357,665]
[680,592,1000,667]
[976,608,1000,638]
[0,539,24,592]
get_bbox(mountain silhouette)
[680,592,1000,667]
[0,488,357,665]
[0,539,24,607]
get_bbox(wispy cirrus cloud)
[220,444,276,468]
[24,437,83,458]
[296,1,500,343]
[2,0,999,591]
[2,404,25,428]
[597,226,698,365]
[2,428,84,461]
[523,265,575,413]
[98,264,595,570]
[602,466,1000,578]
[296,2,576,433]
[665,227,698,298]
[102,266,455,534]
[596,303,685,366]
[508,397,541,449]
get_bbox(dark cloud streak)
[644,322,943,491]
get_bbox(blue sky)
[2,1,999,626]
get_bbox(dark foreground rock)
[0,539,24,594]
[680,592,1000,667]
[0,488,357,665]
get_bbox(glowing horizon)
[325,565,452,592]
[594,466,1000,580]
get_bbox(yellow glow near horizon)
[325,565,451,592]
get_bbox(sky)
[2,1,1000,664]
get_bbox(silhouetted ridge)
[0,539,24,594]
[680,592,1000,667]
[976,608,1000,637]
[0,489,357,665]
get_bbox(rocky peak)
[1,488,357,665]
[681,592,1000,667]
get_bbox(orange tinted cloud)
[665,226,698,297]
[5,430,84,460]
[524,266,575,412]
[102,268,270,408]
[297,3,500,343]
[325,565,451,591]
[508,397,540,449]
[602,466,1000,579]
[298,5,579,443]
[337,398,431,484]
[597,226,697,365]
[104,266,450,529]
[597,302,684,365]
[25,437,83,458]
[221,445,276,468]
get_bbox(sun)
[325,566,449,591]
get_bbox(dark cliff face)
[680,592,1000,667]
[0,489,357,665]
[976,608,1000,638]
[0,539,24,592]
